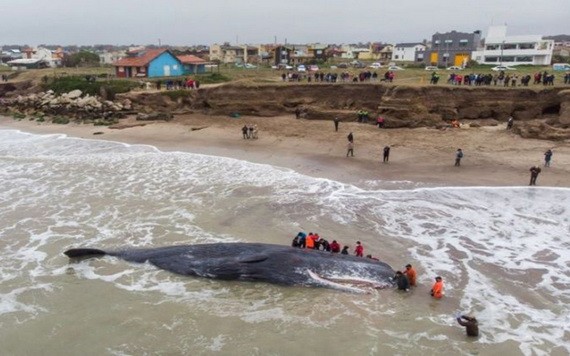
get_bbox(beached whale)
[64,243,396,293]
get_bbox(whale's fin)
[64,248,107,259]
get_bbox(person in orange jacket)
[403,264,417,287]
[430,276,444,299]
[305,233,315,249]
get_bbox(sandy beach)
[1,113,569,188]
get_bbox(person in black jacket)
[456,315,479,337]
[394,271,410,291]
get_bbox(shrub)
[52,116,70,124]
[43,76,139,96]
[161,90,189,100]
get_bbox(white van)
[552,63,570,71]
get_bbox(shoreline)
[1,114,569,189]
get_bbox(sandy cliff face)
[124,83,568,129]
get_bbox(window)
[484,56,499,62]
[502,56,515,62]
[486,44,500,50]
[172,65,178,70]
[434,40,441,45]
[118,67,124,72]
[503,44,516,50]
[516,56,532,62]
[459,39,469,47]
[444,39,453,44]
[519,43,535,50]
[394,55,399,59]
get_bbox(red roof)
[177,54,206,64]
[113,49,168,67]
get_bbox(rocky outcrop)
[1,90,133,122]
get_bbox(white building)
[392,43,426,62]
[99,51,126,65]
[472,26,554,66]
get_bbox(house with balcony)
[392,43,426,62]
[426,30,481,67]
[209,43,260,64]
[471,26,554,66]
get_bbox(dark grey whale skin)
[64,243,396,289]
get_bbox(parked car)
[552,63,570,71]
[244,63,257,69]
[297,65,307,72]
[446,66,463,70]
[337,63,349,69]
[271,64,293,70]
[369,62,382,69]
[308,65,319,71]
[491,65,516,71]
[425,66,439,71]
[388,65,404,71]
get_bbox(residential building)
[471,25,554,66]
[392,43,426,62]
[272,45,293,65]
[113,49,185,78]
[177,54,207,74]
[209,43,259,64]
[379,45,393,62]
[99,51,126,65]
[426,30,481,67]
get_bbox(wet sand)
[1,114,569,188]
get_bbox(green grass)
[43,76,139,96]
[161,90,190,100]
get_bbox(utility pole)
[158,38,161,47]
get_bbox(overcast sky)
[1,0,567,46]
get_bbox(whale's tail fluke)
[64,248,106,259]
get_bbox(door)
[163,65,170,77]
[430,52,438,65]
[454,54,469,67]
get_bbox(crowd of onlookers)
[281,71,396,83]
[430,70,566,87]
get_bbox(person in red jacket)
[430,276,444,299]
[354,241,364,257]
[330,240,341,253]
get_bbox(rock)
[67,90,82,99]
[136,112,173,121]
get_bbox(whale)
[64,243,396,293]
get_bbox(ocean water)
[0,129,568,356]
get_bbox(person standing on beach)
[333,117,340,132]
[506,116,514,130]
[341,246,349,255]
[346,141,354,157]
[242,125,248,139]
[455,149,463,166]
[529,166,541,185]
[295,108,301,119]
[383,146,391,163]
[394,271,410,291]
[347,132,354,143]
[430,276,444,299]
[544,149,553,167]
[248,125,254,139]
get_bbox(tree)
[62,51,100,67]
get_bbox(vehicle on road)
[553,63,570,71]
[491,65,516,71]
[297,65,307,72]
[369,62,382,69]
[272,64,293,70]
[308,65,319,72]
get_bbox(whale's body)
[65,243,396,292]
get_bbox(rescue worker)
[430,276,444,299]
[354,241,364,257]
[330,240,341,253]
[394,271,410,291]
[456,315,479,337]
[305,232,315,249]
[403,264,417,286]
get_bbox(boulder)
[67,90,82,99]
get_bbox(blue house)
[113,49,186,78]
